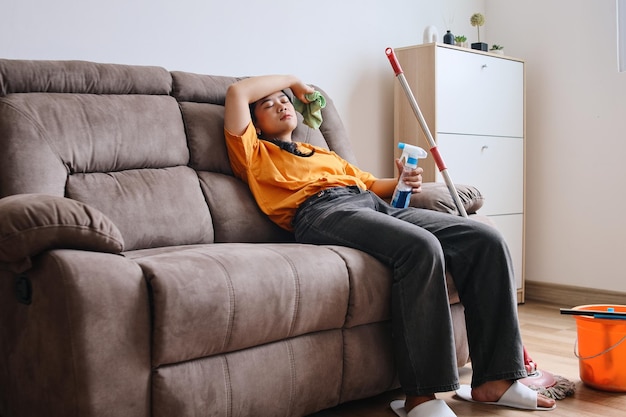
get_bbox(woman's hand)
[290,81,316,103]
[368,160,424,199]
[395,158,423,193]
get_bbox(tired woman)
[223,75,555,417]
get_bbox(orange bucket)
[574,304,626,392]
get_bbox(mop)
[520,346,576,400]
[385,47,468,218]
[385,47,575,400]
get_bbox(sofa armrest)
[0,250,150,417]
[409,182,484,215]
[0,194,124,273]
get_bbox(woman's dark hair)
[249,91,315,158]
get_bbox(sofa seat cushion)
[131,243,360,367]
[324,246,393,328]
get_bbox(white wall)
[487,0,626,293]
[617,0,626,71]
[2,0,484,175]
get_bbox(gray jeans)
[292,186,526,396]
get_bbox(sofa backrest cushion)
[0,60,214,250]
[0,59,360,249]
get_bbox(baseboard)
[525,280,626,307]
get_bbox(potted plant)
[490,44,504,55]
[470,13,487,51]
[454,35,467,48]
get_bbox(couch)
[0,59,485,417]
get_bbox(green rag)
[293,92,326,129]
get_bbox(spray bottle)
[391,142,428,208]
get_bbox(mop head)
[520,347,576,400]
[521,370,576,400]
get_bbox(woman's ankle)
[470,379,513,402]
[405,394,437,412]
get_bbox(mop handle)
[385,47,468,218]
[560,308,626,319]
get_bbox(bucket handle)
[575,335,626,360]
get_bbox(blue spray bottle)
[391,142,428,208]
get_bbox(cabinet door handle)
[481,145,489,152]
[482,64,488,69]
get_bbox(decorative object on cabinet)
[454,35,468,47]
[470,12,488,51]
[423,25,439,43]
[472,43,488,52]
[391,43,526,303]
[443,30,455,45]
[490,44,505,55]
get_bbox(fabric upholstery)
[0,193,124,273]
[152,331,344,417]
[0,58,478,417]
[0,59,171,96]
[66,166,214,250]
[0,250,150,417]
[135,243,350,366]
[411,182,484,215]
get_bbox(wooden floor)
[309,300,626,417]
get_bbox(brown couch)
[0,59,484,417]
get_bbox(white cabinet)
[393,43,526,302]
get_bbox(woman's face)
[252,91,297,140]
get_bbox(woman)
[223,75,555,417]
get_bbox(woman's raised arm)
[224,75,314,136]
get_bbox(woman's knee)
[396,230,445,271]
[475,221,508,249]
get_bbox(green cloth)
[293,91,326,129]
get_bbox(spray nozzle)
[398,142,427,168]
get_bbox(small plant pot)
[491,49,504,55]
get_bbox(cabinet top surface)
[394,42,524,63]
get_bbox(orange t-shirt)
[225,122,378,231]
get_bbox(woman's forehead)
[259,91,287,103]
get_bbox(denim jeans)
[292,186,527,396]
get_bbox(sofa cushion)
[197,172,294,243]
[0,59,171,96]
[180,102,233,175]
[152,330,344,417]
[326,246,393,328]
[130,243,352,367]
[411,182,484,215]
[0,193,124,272]
[66,166,214,251]
[0,93,189,186]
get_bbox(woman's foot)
[404,394,437,413]
[392,395,456,417]
[471,380,556,409]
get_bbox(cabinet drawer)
[435,47,524,137]
[435,134,523,215]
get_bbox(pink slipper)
[390,399,456,417]
[455,380,556,411]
